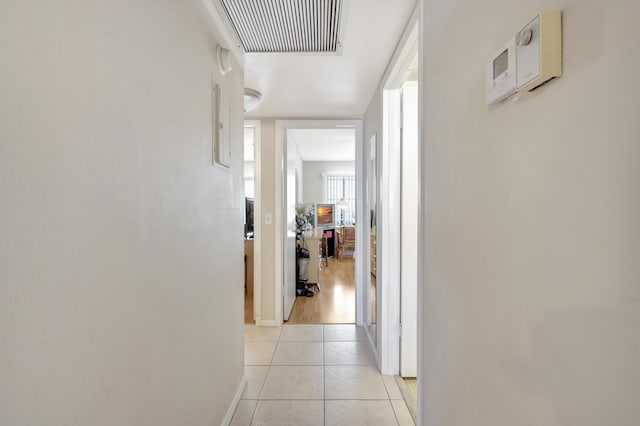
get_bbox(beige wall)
[421,0,640,425]
[0,1,245,424]
[257,119,278,322]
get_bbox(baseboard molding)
[220,375,247,426]
[255,319,280,326]
[365,326,381,368]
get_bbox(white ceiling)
[289,128,355,161]
[242,0,417,118]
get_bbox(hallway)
[3,1,639,424]
[233,324,414,425]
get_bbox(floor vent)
[218,0,345,54]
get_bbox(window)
[244,126,255,198]
[325,175,355,226]
[244,177,255,198]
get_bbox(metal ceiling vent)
[218,0,346,54]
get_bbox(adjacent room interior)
[244,127,358,325]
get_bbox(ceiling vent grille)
[218,0,345,54]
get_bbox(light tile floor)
[231,324,415,426]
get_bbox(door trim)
[274,119,365,325]
[377,4,419,375]
[245,120,262,323]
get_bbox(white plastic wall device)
[516,10,562,92]
[486,37,517,105]
[216,44,233,75]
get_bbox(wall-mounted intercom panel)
[486,10,562,105]
[486,38,517,105]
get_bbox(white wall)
[257,120,278,323]
[421,0,640,425]
[290,140,304,204]
[0,1,245,424]
[302,161,355,203]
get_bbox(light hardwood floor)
[288,257,355,324]
[244,257,356,325]
[244,290,254,325]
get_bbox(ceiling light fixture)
[244,88,262,112]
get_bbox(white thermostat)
[485,37,517,105]
[516,10,562,92]
[486,10,562,105]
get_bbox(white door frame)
[400,81,419,378]
[282,128,298,320]
[274,119,366,325]
[245,120,262,323]
[377,6,420,375]
[417,3,425,424]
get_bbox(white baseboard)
[365,326,381,369]
[220,375,247,426]
[255,319,280,326]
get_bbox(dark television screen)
[245,197,254,237]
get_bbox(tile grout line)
[250,325,281,424]
[390,399,401,426]
[382,372,405,426]
[248,399,258,426]
[322,347,327,423]
[258,328,282,424]
[251,345,272,425]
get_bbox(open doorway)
[244,120,261,325]
[399,72,419,418]
[286,127,356,323]
[377,9,420,422]
[275,120,366,326]
[380,56,420,424]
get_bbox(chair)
[319,234,329,267]
[337,226,356,259]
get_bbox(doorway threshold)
[395,376,417,424]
